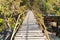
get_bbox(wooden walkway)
[14,11,47,40]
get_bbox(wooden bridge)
[10,10,50,40]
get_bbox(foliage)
[8,18,15,30]
[0,18,4,26]
[30,0,60,15]
[43,0,60,15]
[0,18,4,32]
[0,0,27,32]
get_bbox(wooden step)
[16,33,44,36]
[14,38,46,40]
[17,30,42,33]
[14,36,46,40]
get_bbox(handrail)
[10,11,27,40]
[39,17,50,40]
[33,11,50,40]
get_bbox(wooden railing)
[33,11,50,40]
[10,11,27,40]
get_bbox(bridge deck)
[14,11,47,40]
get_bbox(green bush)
[0,18,4,32]
[0,18,4,26]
